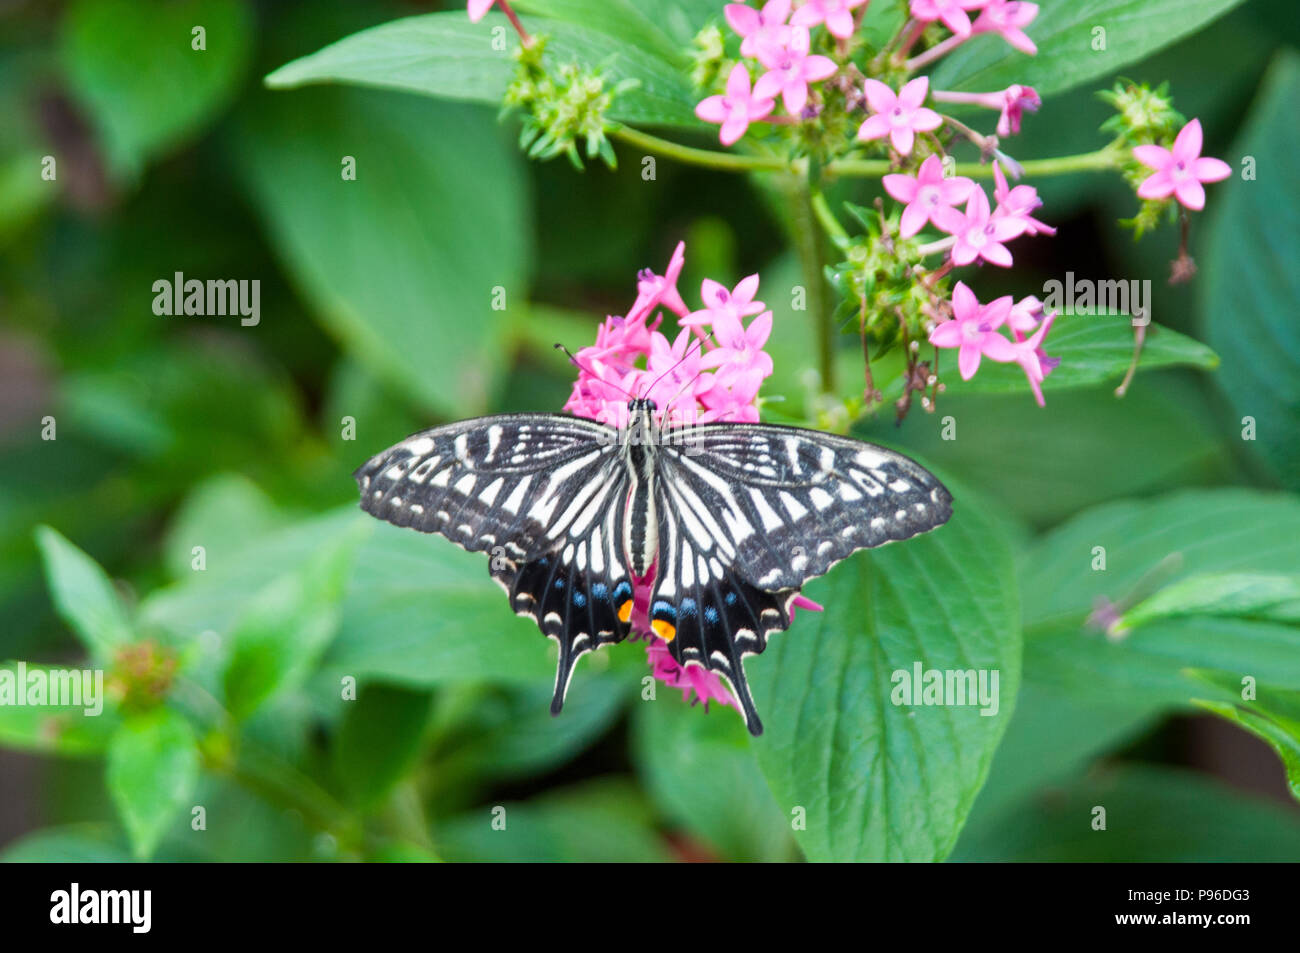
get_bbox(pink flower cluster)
[697,1,841,144]
[563,241,821,711]
[884,157,1052,265]
[928,281,1059,405]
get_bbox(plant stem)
[826,146,1122,180]
[809,188,850,246]
[789,176,835,393]
[609,124,795,174]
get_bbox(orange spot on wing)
[651,619,676,643]
[617,600,633,623]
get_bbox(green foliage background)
[1,0,1298,862]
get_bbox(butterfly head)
[627,398,657,414]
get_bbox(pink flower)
[1006,294,1044,333]
[627,241,689,324]
[991,160,1054,237]
[883,154,975,238]
[725,0,793,64]
[564,242,814,718]
[753,27,838,115]
[466,0,496,22]
[1007,310,1058,406]
[928,281,1015,379]
[857,76,943,156]
[909,0,988,37]
[681,274,766,332]
[1132,118,1231,212]
[790,0,867,39]
[930,84,1039,136]
[934,186,1022,266]
[972,0,1038,55]
[696,63,776,146]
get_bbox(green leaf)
[106,707,200,860]
[59,0,252,177]
[954,765,1300,861]
[222,526,361,720]
[1015,491,1300,713]
[1116,572,1300,635]
[748,482,1022,861]
[161,473,286,582]
[513,0,720,62]
[931,0,1251,100]
[434,778,673,862]
[34,525,134,659]
[264,11,702,128]
[1189,670,1300,802]
[632,693,796,862]
[939,314,1217,396]
[434,673,631,788]
[862,376,1228,529]
[1203,52,1300,490]
[332,681,432,809]
[234,86,530,416]
[0,825,134,863]
[0,662,118,756]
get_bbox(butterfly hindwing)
[648,422,953,735]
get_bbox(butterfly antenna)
[641,330,716,399]
[554,343,635,399]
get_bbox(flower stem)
[905,33,967,71]
[608,124,795,173]
[499,0,533,45]
[810,188,850,247]
[826,146,1122,180]
[789,176,835,393]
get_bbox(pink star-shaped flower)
[626,241,689,324]
[909,0,988,37]
[467,0,496,22]
[1132,118,1231,211]
[972,0,1038,55]
[934,186,1021,266]
[857,76,943,156]
[696,63,776,146]
[681,274,766,332]
[1006,294,1044,333]
[1007,310,1058,406]
[725,0,792,64]
[995,84,1039,136]
[991,161,1054,237]
[753,27,838,115]
[883,155,975,238]
[701,309,775,406]
[929,282,1016,380]
[790,0,867,39]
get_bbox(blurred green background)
[2,0,1299,861]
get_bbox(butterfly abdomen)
[624,442,658,578]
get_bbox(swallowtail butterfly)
[355,399,952,735]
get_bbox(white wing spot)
[808,487,834,511]
[748,487,785,531]
[454,473,476,495]
[501,475,532,515]
[779,491,809,521]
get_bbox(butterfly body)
[355,400,952,735]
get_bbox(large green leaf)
[938,314,1217,396]
[434,778,672,862]
[1115,572,1300,634]
[234,86,531,417]
[332,681,433,809]
[513,0,722,62]
[0,825,134,863]
[953,765,1300,861]
[106,707,201,860]
[931,0,1251,100]
[222,525,361,719]
[59,0,252,177]
[1203,52,1300,490]
[34,526,134,659]
[1190,670,1300,802]
[265,11,702,128]
[632,694,796,862]
[747,482,1021,861]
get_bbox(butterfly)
[354,398,952,735]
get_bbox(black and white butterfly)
[354,399,952,735]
